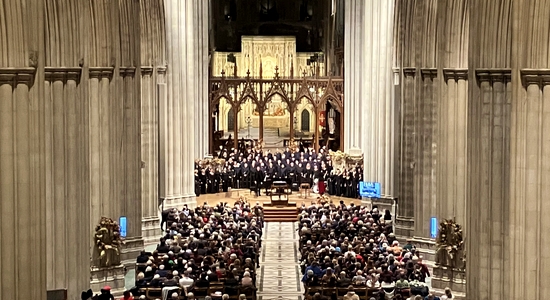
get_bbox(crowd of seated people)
[298,199,437,300]
[133,198,263,300]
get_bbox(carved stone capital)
[119,67,136,77]
[420,68,438,79]
[141,66,153,76]
[0,67,36,85]
[156,65,167,75]
[403,67,416,77]
[44,67,82,83]
[443,68,468,81]
[475,68,511,83]
[520,69,550,87]
[89,67,114,79]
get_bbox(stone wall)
[390,0,550,299]
[0,0,208,299]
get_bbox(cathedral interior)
[1,0,550,299]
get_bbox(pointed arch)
[300,109,311,132]
[265,78,289,103]
[238,77,258,105]
[320,78,343,112]
[295,78,314,104]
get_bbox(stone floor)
[257,222,303,300]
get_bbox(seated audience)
[132,199,262,298]
[298,201,431,299]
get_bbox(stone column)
[141,66,160,243]
[89,67,117,235]
[119,67,144,265]
[0,68,47,300]
[44,68,91,299]
[194,0,210,158]
[413,69,438,237]
[465,1,513,298]
[464,69,512,299]
[163,0,207,208]
[344,0,395,196]
[437,69,468,224]
[395,67,417,235]
[508,70,550,299]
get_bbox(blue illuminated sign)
[430,217,438,238]
[359,181,381,198]
[119,216,127,238]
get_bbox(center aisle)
[257,222,303,300]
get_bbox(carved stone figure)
[435,219,466,269]
[93,217,122,268]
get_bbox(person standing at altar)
[194,170,202,197]
[242,162,250,189]
[296,162,304,184]
[221,167,231,192]
[302,163,314,187]
[252,166,264,196]
[318,165,327,195]
[288,162,297,185]
[232,162,242,188]
[265,161,276,193]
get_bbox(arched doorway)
[301,109,310,132]
[227,108,234,131]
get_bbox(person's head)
[347,285,355,293]
[187,292,195,300]
[123,291,131,298]
[101,286,111,294]
[238,294,246,300]
[171,292,179,300]
[445,287,453,297]
[137,272,145,280]
[222,294,229,300]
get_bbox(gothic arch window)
[301,109,310,132]
[227,108,235,131]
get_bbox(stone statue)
[435,219,465,270]
[94,217,122,268]
[328,117,335,134]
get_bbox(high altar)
[212,36,325,133]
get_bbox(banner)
[319,111,326,126]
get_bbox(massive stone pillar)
[0,2,46,300]
[466,1,512,299]
[0,68,47,300]
[44,67,91,299]
[162,0,208,209]
[344,0,395,196]
[41,1,92,298]
[194,0,210,158]
[436,0,469,227]
[87,0,143,282]
[508,1,550,298]
[140,0,165,244]
[413,68,438,237]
